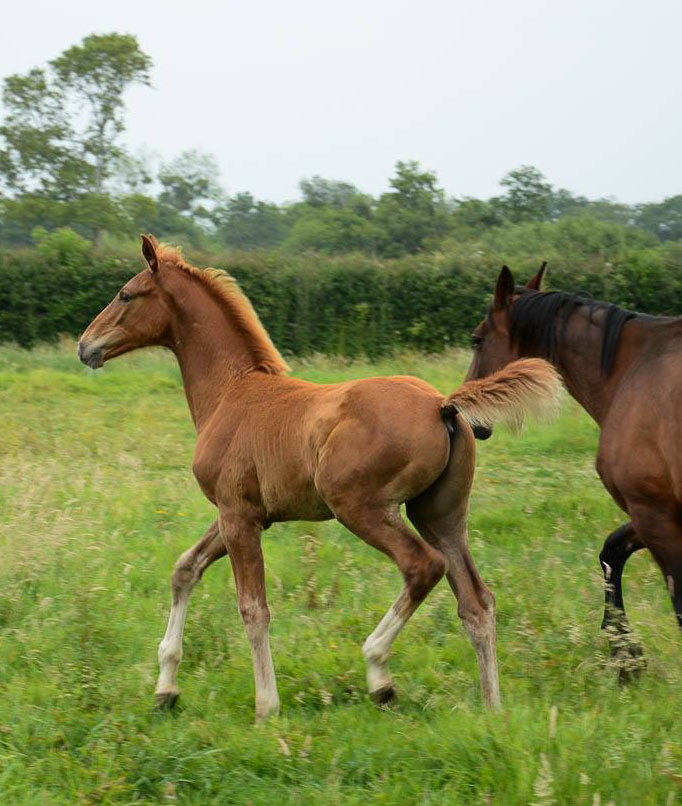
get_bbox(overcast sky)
[2,0,681,204]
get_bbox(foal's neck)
[165,275,261,430]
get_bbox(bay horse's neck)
[165,274,263,430]
[552,310,647,425]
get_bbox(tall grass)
[0,343,680,804]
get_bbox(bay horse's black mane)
[508,288,654,376]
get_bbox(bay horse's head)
[465,262,547,439]
[78,235,172,369]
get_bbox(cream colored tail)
[442,358,563,431]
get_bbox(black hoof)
[606,632,646,684]
[370,686,396,705]
[618,660,646,686]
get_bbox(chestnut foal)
[79,237,561,719]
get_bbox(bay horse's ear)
[141,234,159,273]
[494,265,515,309]
[526,261,548,291]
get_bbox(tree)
[498,165,553,223]
[0,33,151,242]
[51,33,151,195]
[109,149,155,196]
[299,176,360,208]
[451,197,503,236]
[158,149,223,221]
[636,196,682,241]
[283,206,380,253]
[0,68,91,199]
[374,161,450,256]
[550,188,590,220]
[215,192,288,249]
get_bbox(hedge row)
[1,243,681,355]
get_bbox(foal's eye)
[119,290,132,303]
[471,334,483,349]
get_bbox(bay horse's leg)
[599,523,646,678]
[600,523,643,629]
[407,429,500,708]
[156,520,226,709]
[630,504,682,657]
[333,503,446,703]
[219,510,279,721]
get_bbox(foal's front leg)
[219,510,280,721]
[156,521,227,708]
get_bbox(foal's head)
[78,236,175,368]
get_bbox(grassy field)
[1,342,681,805]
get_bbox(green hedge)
[1,243,681,354]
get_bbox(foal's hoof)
[155,689,180,710]
[254,696,281,723]
[254,707,280,724]
[370,685,396,705]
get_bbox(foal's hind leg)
[407,426,500,707]
[155,521,226,708]
[599,523,646,679]
[330,502,446,703]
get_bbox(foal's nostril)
[77,340,90,364]
[78,340,103,369]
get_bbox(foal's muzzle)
[78,340,104,370]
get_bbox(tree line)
[1,33,681,255]
[2,33,682,356]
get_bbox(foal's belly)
[261,480,334,524]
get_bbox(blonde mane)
[155,242,290,375]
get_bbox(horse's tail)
[441,358,562,431]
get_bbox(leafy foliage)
[637,195,682,241]
[214,193,288,250]
[2,234,680,353]
[374,161,451,256]
[50,33,151,195]
[498,165,554,223]
[158,150,223,220]
[0,33,150,243]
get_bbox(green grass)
[1,341,681,804]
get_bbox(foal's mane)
[508,288,652,376]
[156,243,290,375]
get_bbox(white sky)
[2,0,681,204]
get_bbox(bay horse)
[466,263,682,676]
[78,236,561,719]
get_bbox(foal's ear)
[494,265,515,308]
[141,234,159,273]
[526,261,548,291]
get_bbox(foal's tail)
[442,359,562,431]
